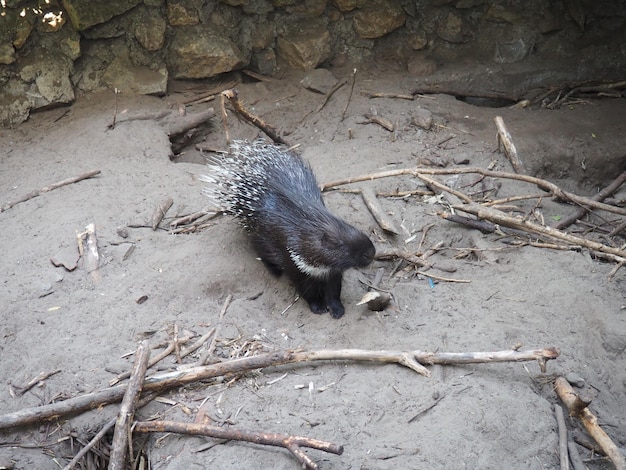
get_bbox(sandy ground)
[1,66,625,470]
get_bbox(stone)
[300,68,337,94]
[407,31,428,51]
[484,4,522,24]
[353,0,405,39]
[250,48,277,75]
[285,0,328,17]
[60,35,81,60]
[332,0,362,11]
[241,18,275,51]
[276,22,331,70]
[412,107,433,130]
[565,372,585,388]
[102,57,168,95]
[0,44,16,65]
[0,80,31,127]
[436,11,468,43]
[494,37,532,64]
[62,0,143,31]
[168,27,245,78]
[50,246,80,271]
[13,15,35,49]
[134,13,167,51]
[19,52,75,109]
[167,0,200,26]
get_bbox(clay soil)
[1,65,625,470]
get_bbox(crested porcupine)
[202,140,375,319]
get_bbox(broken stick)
[494,116,523,173]
[77,223,101,283]
[150,197,174,230]
[133,420,343,470]
[554,376,626,470]
[361,187,400,234]
[222,89,290,146]
[108,341,151,470]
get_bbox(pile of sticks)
[0,318,561,469]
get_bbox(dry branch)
[320,167,626,216]
[110,335,192,386]
[63,392,159,470]
[494,116,523,173]
[14,370,61,396]
[161,108,215,139]
[360,90,414,100]
[108,341,150,470]
[222,89,290,146]
[0,347,558,431]
[150,197,173,231]
[360,113,394,131]
[554,170,626,230]
[1,170,101,213]
[455,203,626,260]
[554,403,569,470]
[361,187,400,234]
[133,420,343,470]
[554,376,626,470]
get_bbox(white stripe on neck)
[288,248,332,278]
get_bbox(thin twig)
[1,170,101,213]
[341,68,358,121]
[195,294,232,366]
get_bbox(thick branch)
[0,347,558,431]
[553,170,626,230]
[108,341,150,470]
[134,420,343,470]
[320,167,626,216]
[455,203,626,259]
[554,377,626,470]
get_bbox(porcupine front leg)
[294,273,328,314]
[324,272,345,319]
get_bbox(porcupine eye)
[320,232,342,253]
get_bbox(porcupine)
[202,140,376,319]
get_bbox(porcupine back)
[202,140,375,318]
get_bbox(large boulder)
[167,27,245,79]
[61,0,143,31]
[353,0,405,39]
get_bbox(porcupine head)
[203,140,375,319]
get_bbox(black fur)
[204,140,375,319]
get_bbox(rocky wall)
[1,0,625,127]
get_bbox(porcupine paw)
[308,301,329,314]
[328,299,345,319]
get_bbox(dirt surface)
[1,66,625,470]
